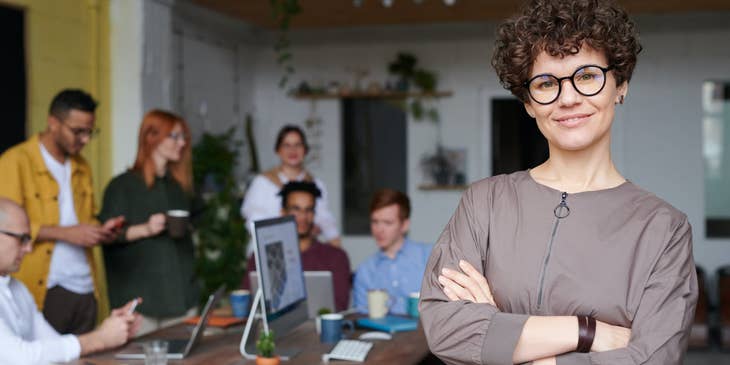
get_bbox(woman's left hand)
[438,260,496,306]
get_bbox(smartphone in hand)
[127,298,139,315]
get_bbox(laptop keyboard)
[322,339,373,362]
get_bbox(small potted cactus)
[256,330,280,365]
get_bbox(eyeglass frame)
[284,204,316,216]
[0,229,32,247]
[60,120,101,139]
[523,64,614,105]
[167,131,187,141]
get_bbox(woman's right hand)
[592,320,631,352]
[146,213,166,237]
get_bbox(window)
[492,98,548,175]
[703,81,730,237]
[342,99,407,234]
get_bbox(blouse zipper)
[536,192,570,310]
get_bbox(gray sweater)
[420,170,698,365]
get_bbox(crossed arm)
[439,260,630,364]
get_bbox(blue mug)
[320,313,354,343]
[407,292,420,318]
[230,290,250,318]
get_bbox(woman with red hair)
[99,110,199,335]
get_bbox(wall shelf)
[291,90,453,100]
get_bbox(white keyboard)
[322,339,374,362]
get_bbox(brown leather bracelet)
[576,315,596,353]
[585,316,596,352]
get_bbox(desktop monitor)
[243,216,309,358]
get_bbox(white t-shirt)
[0,275,81,364]
[39,144,94,294]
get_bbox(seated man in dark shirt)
[241,181,351,311]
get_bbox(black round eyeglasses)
[524,65,614,105]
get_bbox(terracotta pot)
[255,355,281,365]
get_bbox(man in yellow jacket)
[0,89,124,335]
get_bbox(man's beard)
[298,225,313,239]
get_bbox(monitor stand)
[239,288,301,361]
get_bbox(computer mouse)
[358,331,392,341]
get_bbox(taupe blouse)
[420,171,698,365]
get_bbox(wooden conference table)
[75,317,433,365]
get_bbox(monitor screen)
[253,216,307,316]
[242,216,309,359]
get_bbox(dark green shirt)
[99,171,199,318]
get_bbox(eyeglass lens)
[65,123,99,138]
[0,229,32,246]
[527,65,609,105]
[168,131,187,141]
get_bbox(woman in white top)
[241,125,340,248]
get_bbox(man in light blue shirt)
[353,189,432,315]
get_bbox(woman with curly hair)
[419,1,697,364]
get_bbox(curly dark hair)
[492,0,642,102]
[278,181,321,209]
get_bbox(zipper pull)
[554,192,570,219]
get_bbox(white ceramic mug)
[367,289,390,319]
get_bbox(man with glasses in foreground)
[0,197,140,364]
[0,89,124,335]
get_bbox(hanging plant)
[270,0,302,89]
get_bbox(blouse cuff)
[62,334,82,361]
[481,312,530,365]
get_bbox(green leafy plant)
[256,330,276,358]
[388,53,417,82]
[192,127,248,306]
[387,52,440,123]
[270,0,302,88]
[317,307,332,316]
[413,69,437,92]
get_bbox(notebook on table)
[355,315,418,334]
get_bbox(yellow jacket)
[0,134,104,310]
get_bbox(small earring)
[619,95,625,104]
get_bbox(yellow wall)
[1,0,111,319]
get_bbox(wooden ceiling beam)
[192,0,730,29]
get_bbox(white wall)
[170,1,261,181]
[109,0,144,174]
[621,14,730,290]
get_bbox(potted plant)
[256,330,280,365]
[315,307,332,335]
[387,52,441,123]
[192,126,249,307]
[388,53,417,91]
[421,146,453,185]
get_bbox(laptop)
[115,286,225,360]
[250,271,335,318]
